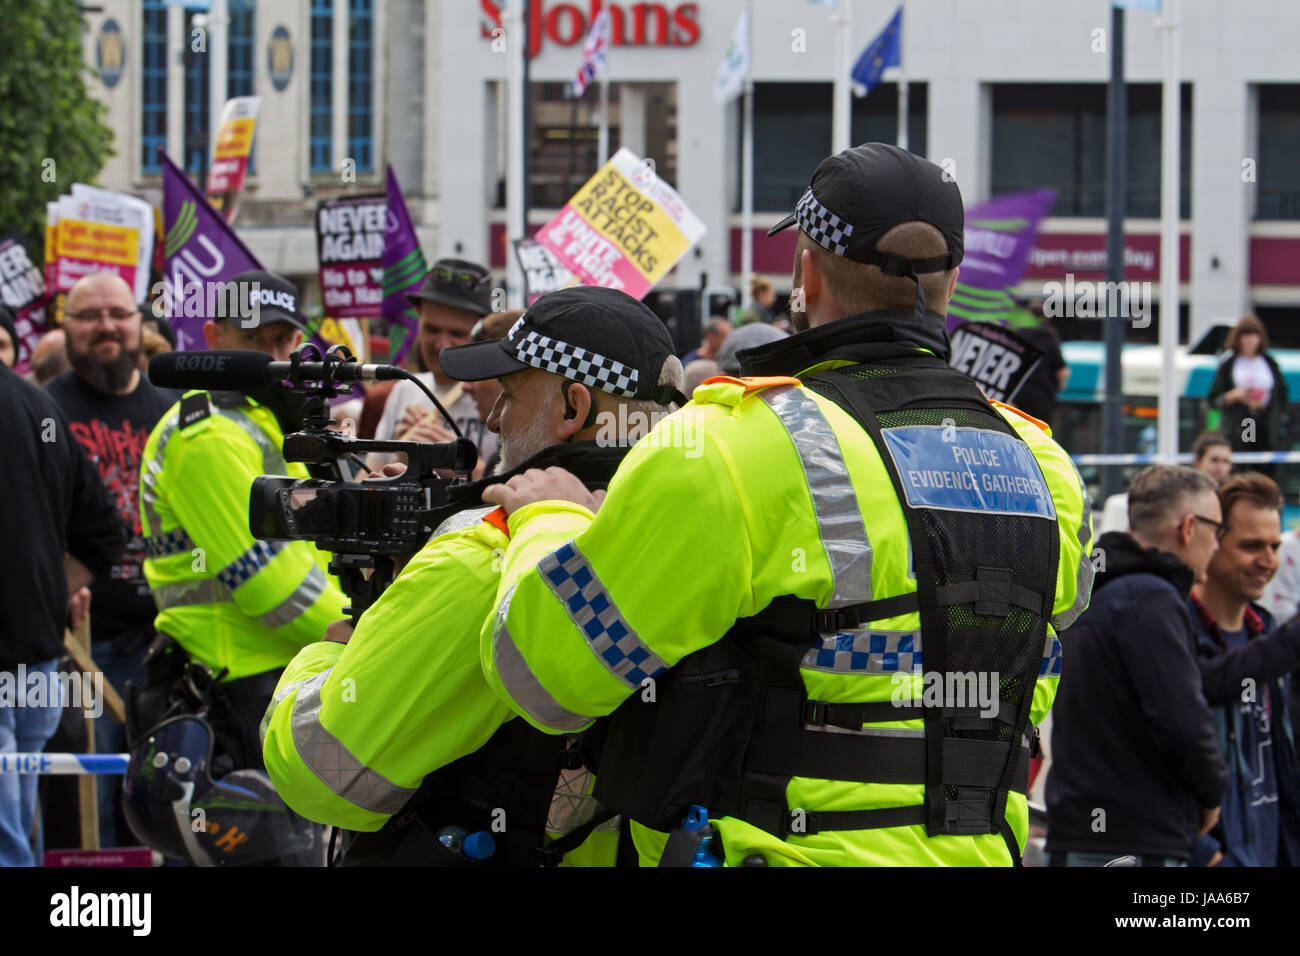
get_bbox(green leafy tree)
[0,0,115,258]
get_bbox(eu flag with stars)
[851,6,902,97]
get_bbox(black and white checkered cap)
[767,143,964,271]
[794,187,855,257]
[439,286,685,405]
[511,324,638,397]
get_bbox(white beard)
[498,412,561,472]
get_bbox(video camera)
[245,344,477,619]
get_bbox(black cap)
[767,143,964,280]
[406,257,493,317]
[226,269,307,331]
[440,286,686,406]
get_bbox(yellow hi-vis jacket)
[139,390,345,680]
[480,371,1094,867]
[260,508,620,867]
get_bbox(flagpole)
[896,2,908,151]
[832,1,851,154]
[1158,0,1181,462]
[741,1,754,311]
[599,76,610,165]
[507,0,526,308]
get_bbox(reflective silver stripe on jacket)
[214,405,288,475]
[431,505,496,539]
[536,540,668,689]
[286,669,416,816]
[259,564,329,630]
[152,577,230,609]
[761,386,873,607]
[801,629,923,674]
[491,582,597,732]
[1050,457,1095,631]
[140,409,183,534]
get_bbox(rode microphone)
[149,350,405,391]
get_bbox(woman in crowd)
[1207,315,1289,462]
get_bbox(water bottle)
[684,805,723,867]
[434,825,496,862]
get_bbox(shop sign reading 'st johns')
[536,148,705,301]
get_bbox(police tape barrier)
[0,753,129,775]
[1071,450,1300,466]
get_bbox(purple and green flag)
[161,150,263,351]
[948,188,1057,333]
[380,165,427,365]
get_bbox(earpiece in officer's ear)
[562,382,579,420]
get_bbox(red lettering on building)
[480,0,699,56]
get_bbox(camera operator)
[137,270,346,772]
[261,287,686,866]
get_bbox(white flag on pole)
[713,9,751,102]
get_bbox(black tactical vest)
[593,355,1060,863]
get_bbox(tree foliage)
[0,0,115,259]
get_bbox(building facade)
[83,0,1300,343]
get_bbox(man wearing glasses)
[1047,464,1230,866]
[44,272,181,847]
[369,258,496,470]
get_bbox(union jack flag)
[572,9,611,97]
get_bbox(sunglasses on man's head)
[430,267,490,291]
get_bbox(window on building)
[991,83,1191,218]
[228,0,255,173]
[141,0,168,174]
[745,83,832,213]
[1257,85,1300,221]
[310,0,333,174]
[183,7,211,181]
[527,82,622,209]
[851,83,928,159]
[348,0,374,173]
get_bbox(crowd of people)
[0,143,1295,868]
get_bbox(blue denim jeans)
[0,659,64,867]
[91,639,146,848]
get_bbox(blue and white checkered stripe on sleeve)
[216,540,287,592]
[1040,634,1063,677]
[537,540,668,689]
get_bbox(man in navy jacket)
[1048,465,1228,866]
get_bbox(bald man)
[44,272,181,848]
[29,328,69,385]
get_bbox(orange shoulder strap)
[990,400,1050,433]
[481,506,510,537]
[700,375,803,394]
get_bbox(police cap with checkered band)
[439,285,688,407]
[767,143,965,289]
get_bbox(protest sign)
[948,320,1044,404]
[0,234,48,373]
[161,151,264,350]
[380,165,427,364]
[53,187,154,303]
[514,237,574,305]
[206,96,261,222]
[535,147,705,300]
[317,193,386,319]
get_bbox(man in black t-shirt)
[44,272,179,847]
[1012,301,1069,426]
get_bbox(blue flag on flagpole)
[851,6,902,97]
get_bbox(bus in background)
[1052,327,1300,526]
